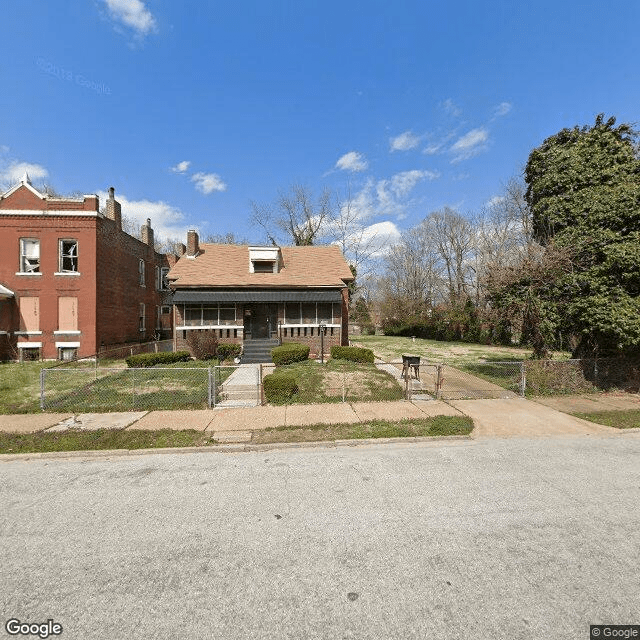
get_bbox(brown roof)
[168,244,354,288]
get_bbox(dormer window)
[249,247,280,274]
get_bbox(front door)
[246,304,277,339]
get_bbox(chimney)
[186,229,199,258]
[141,218,154,247]
[105,186,121,230]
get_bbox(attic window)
[253,260,275,273]
[249,247,280,274]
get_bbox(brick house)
[0,175,174,361]
[168,230,354,360]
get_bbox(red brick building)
[168,230,354,360]
[0,175,174,361]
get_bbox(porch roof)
[172,289,343,304]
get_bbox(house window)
[58,297,78,332]
[139,260,145,286]
[58,347,77,361]
[59,240,78,272]
[317,303,333,324]
[252,260,275,273]
[19,297,39,332]
[156,306,162,330]
[19,239,40,273]
[161,305,171,315]
[20,347,40,362]
[157,267,169,290]
[284,302,301,324]
[139,303,145,332]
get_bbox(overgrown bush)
[524,360,596,396]
[330,345,375,363]
[186,330,218,360]
[216,343,242,361]
[263,373,299,404]
[271,343,310,365]
[126,351,191,368]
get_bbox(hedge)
[263,373,299,404]
[216,343,242,361]
[330,346,375,363]
[126,351,192,368]
[271,343,310,365]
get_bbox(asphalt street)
[1,434,639,640]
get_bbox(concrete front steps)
[240,339,279,364]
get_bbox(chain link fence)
[41,367,211,412]
[39,357,640,412]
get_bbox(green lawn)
[0,428,212,454]
[571,409,640,429]
[268,358,404,404]
[0,359,225,414]
[252,415,474,443]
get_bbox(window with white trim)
[58,347,78,361]
[139,260,145,286]
[19,239,40,273]
[157,266,170,290]
[139,303,145,332]
[59,239,78,272]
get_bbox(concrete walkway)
[1,394,635,443]
[215,364,260,407]
[449,397,616,438]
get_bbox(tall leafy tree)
[523,114,640,357]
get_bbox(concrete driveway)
[449,397,616,437]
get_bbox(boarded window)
[58,297,78,331]
[139,260,145,286]
[20,239,40,273]
[139,303,145,331]
[253,260,274,273]
[19,297,39,331]
[59,240,78,272]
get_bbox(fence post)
[520,361,526,397]
[208,367,213,409]
[342,366,346,403]
[132,368,136,409]
[259,363,264,406]
[435,364,443,400]
[212,367,217,408]
[594,357,599,388]
[40,368,45,411]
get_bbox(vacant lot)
[350,335,570,365]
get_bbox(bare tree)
[250,185,334,246]
[201,232,250,244]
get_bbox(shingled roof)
[168,244,354,288]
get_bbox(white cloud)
[485,195,505,208]
[450,127,489,162]
[0,161,49,185]
[493,102,512,117]
[171,160,191,174]
[335,151,368,172]
[97,190,188,241]
[358,221,401,257]
[104,0,157,36]
[345,169,439,222]
[191,172,227,195]
[390,130,421,152]
[442,98,462,118]
[422,143,442,155]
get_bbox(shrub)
[216,343,242,361]
[126,351,191,368]
[186,330,218,360]
[330,345,375,363]
[263,373,299,404]
[271,343,310,365]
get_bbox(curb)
[0,434,473,462]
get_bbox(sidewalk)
[0,400,462,441]
[0,394,636,442]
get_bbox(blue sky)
[1,0,639,247]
